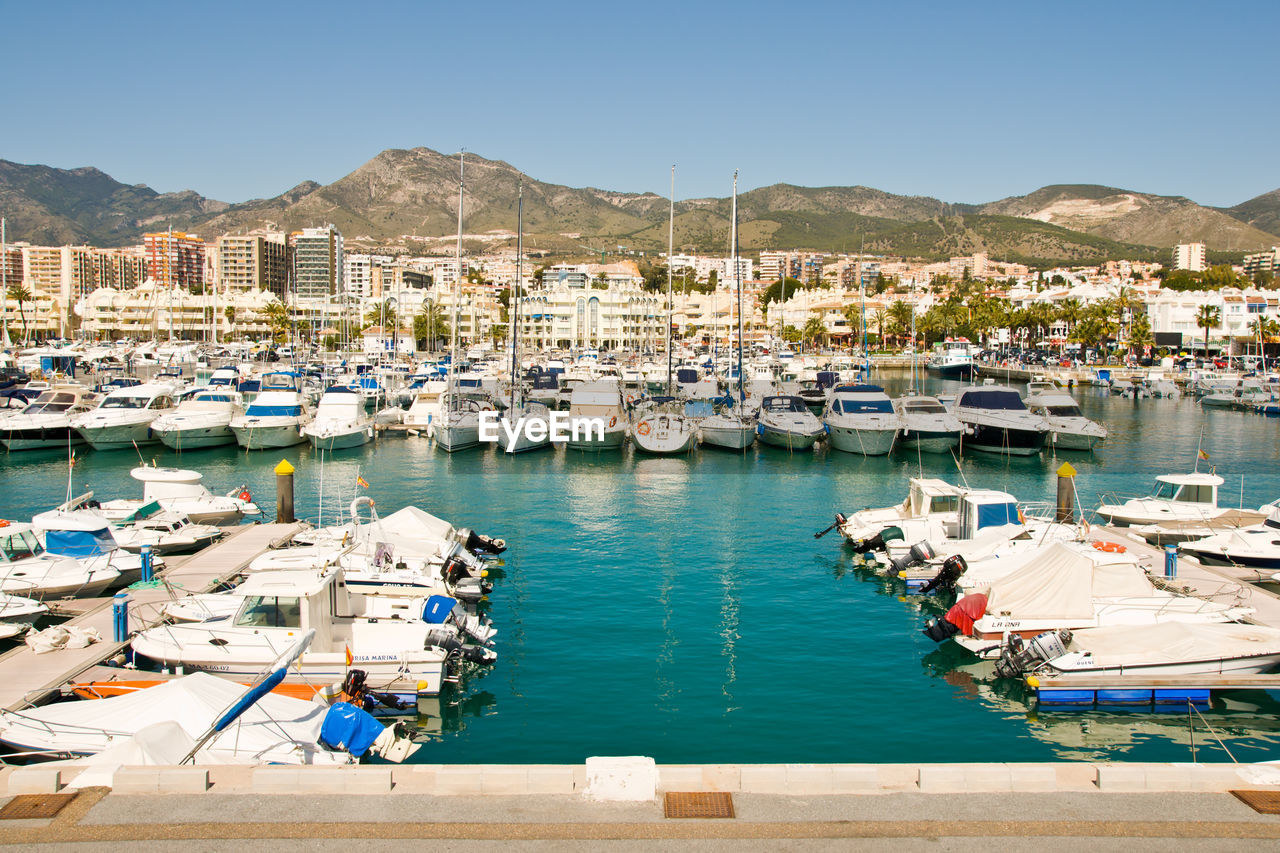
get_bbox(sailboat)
[697,170,756,451]
[632,165,698,456]
[496,182,553,454]
[893,280,963,453]
[432,152,487,452]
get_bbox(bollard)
[140,544,154,583]
[275,458,295,523]
[1165,545,1178,578]
[1055,461,1077,524]
[112,592,129,642]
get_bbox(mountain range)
[1,149,1278,267]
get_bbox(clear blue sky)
[3,0,1276,208]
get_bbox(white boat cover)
[1066,621,1280,667]
[372,506,456,546]
[984,542,1155,620]
[0,672,347,765]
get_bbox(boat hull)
[758,425,821,450]
[961,423,1046,456]
[3,425,84,451]
[565,426,627,452]
[699,423,756,450]
[827,425,896,456]
[76,421,159,451]
[306,426,374,451]
[155,425,237,450]
[896,429,961,454]
[231,420,307,449]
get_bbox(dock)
[0,522,304,712]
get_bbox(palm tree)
[223,305,236,342]
[414,303,450,352]
[6,284,30,345]
[264,301,291,344]
[1195,305,1221,357]
[801,315,827,352]
[870,308,887,348]
[887,299,913,348]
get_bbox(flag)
[357,475,369,488]
[1198,449,1210,461]
[345,645,353,667]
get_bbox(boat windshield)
[26,393,76,414]
[959,390,1026,411]
[0,530,43,562]
[903,400,947,414]
[1046,405,1082,417]
[1153,481,1178,500]
[834,398,893,414]
[762,397,805,413]
[100,397,150,409]
[235,595,302,628]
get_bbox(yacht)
[952,385,1048,455]
[94,466,259,525]
[631,401,699,455]
[229,371,312,449]
[892,393,963,454]
[301,386,375,451]
[71,382,178,450]
[432,396,491,452]
[0,522,119,598]
[565,382,628,451]
[926,340,975,379]
[823,384,899,456]
[1,385,96,451]
[403,379,448,433]
[1095,471,1236,527]
[757,395,826,450]
[151,388,244,450]
[1024,381,1106,450]
[1177,503,1280,570]
[697,406,756,451]
[495,401,555,454]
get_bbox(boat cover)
[984,543,1154,620]
[33,510,119,557]
[318,702,384,757]
[1066,622,1280,667]
[370,506,456,546]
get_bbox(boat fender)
[1092,541,1126,554]
[239,489,252,503]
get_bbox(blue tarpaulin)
[319,702,384,757]
[976,502,1021,530]
[45,527,116,557]
[423,595,457,624]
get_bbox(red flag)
[357,475,369,488]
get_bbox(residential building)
[144,231,206,290]
[291,225,343,303]
[343,253,395,301]
[216,232,289,296]
[1173,242,1207,272]
[1243,247,1279,281]
[518,263,662,350]
[76,284,279,341]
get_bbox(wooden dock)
[0,522,303,712]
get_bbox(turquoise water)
[5,372,1280,764]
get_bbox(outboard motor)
[424,626,498,665]
[462,529,507,556]
[994,630,1072,679]
[450,603,497,645]
[889,541,937,575]
[919,555,968,595]
[851,525,905,554]
[922,616,959,642]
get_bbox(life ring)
[637,422,651,436]
[1092,541,1126,554]
[608,415,617,428]
[239,490,252,502]
[626,394,635,406]
[0,519,8,528]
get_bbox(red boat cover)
[945,593,988,635]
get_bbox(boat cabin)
[0,523,48,563]
[761,396,808,414]
[956,490,1023,541]
[904,478,964,518]
[1149,473,1222,506]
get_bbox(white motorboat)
[151,388,244,450]
[1095,471,1236,527]
[495,402,555,454]
[952,385,1048,456]
[631,403,698,455]
[823,384,899,456]
[832,477,963,550]
[71,382,178,450]
[1,385,96,451]
[565,382,628,451]
[698,408,756,451]
[403,379,448,432]
[1024,381,1106,450]
[892,393,963,454]
[0,592,48,626]
[1178,503,1280,570]
[131,569,496,700]
[0,522,119,598]
[301,386,375,451]
[31,507,160,583]
[926,340,975,378]
[925,540,1254,658]
[994,621,1280,680]
[757,395,825,450]
[229,371,312,449]
[107,509,222,555]
[94,466,259,525]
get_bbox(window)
[0,531,42,562]
[236,596,302,628]
[1176,485,1214,503]
[1046,405,1082,417]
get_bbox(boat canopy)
[984,542,1155,620]
[956,389,1027,411]
[32,509,118,558]
[1066,622,1280,667]
[245,404,304,417]
[1152,472,1222,503]
[762,396,807,413]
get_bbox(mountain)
[0,159,227,246]
[1224,189,1280,243]
[978,184,1280,251]
[2,151,1278,264]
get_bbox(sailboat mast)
[666,165,675,397]
[732,171,743,404]
[910,277,918,390]
[510,181,522,413]
[450,151,464,406]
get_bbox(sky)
[2,0,1277,208]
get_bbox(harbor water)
[4,372,1280,765]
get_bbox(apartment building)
[216,232,289,297]
[518,265,662,350]
[1173,242,1207,272]
[144,231,205,290]
[291,225,343,303]
[1243,247,1279,280]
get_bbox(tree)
[1253,269,1274,289]
[640,263,668,293]
[760,277,805,306]
[264,301,291,343]
[6,284,31,345]
[887,299,914,347]
[1195,304,1221,356]
[414,303,450,351]
[801,315,827,351]
[365,301,396,331]
[223,305,237,341]
[1128,313,1154,351]
[870,308,887,348]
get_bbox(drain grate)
[664,791,735,819]
[0,793,77,820]
[1231,790,1280,814]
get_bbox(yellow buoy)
[1026,675,1040,688]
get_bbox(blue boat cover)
[319,702,384,757]
[676,368,699,384]
[45,527,116,557]
[976,502,1021,529]
[816,371,839,388]
[957,390,1026,411]
[245,405,303,417]
[423,595,457,624]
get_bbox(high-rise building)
[291,226,343,303]
[217,233,289,297]
[1173,242,1207,273]
[1243,247,1279,280]
[145,231,206,289]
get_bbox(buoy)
[0,519,9,528]
[637,421,651,436]
[1026,675,1040,688]
[239,490,252,502]
[608,415,617,428]
[1092,541,1126,554]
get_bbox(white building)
[1173,242,1207,272]
[518,265,662,350]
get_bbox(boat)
[31,506,161,581]
[1095,471,1238,527]
[71,382,178,450]
[698,405,756,451]
[0,592,48,629]
[0,521,119,598]
[1,385,96,451]
[229,371,312,449]
[926,340,975,378]
[1178,503,1280,570]
[301,386,375,451]
[892,393,962,454]
[1024,381,1106,450]
[994,621,1280,680]
[130,569,496,700]
[151,388,244,450]
[797,372,837,415]
[631,401,698,455]
[565,381,628,451]
[93,466,259,525]
[403,379,448,432]
[831,477,963,551]
[924,540,1255,658]
[757,395,825,450]
[1145,377,1181,398]
[952,385,1048,455]
[823,384,899,456]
